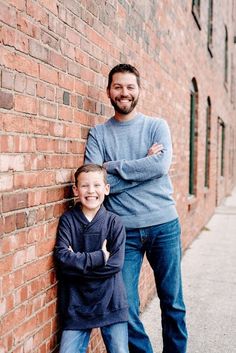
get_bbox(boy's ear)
[72,185,79,198]
[105,184,110,196]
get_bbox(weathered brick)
[2,192,28,212]
[39,100,57,119]
[15,94,37,114]
[39,63,58,84]
[17,12,41,39]
[1,70,14,89]
[0,174,13,192]
[0,91,14,109]
[29,39,49,62]
[0,2,16,27]
[26,0,48,26]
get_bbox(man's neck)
[114,110,137,122]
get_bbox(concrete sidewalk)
[141,187,236,353]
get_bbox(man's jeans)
[123,218,188,353]
[59,322,128,353]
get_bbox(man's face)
[107,72,140,115]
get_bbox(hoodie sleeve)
[54,215,105,275]
[87,215,126,278]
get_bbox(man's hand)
[102,239,110,263]
[147,143,163,156]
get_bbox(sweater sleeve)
[54,216,105,275]
[104,119,172,182]
[85,127,139,193]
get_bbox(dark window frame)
[204,98,211,188]
[207,0,213,56]
[189,79,199,196]
[224,25,228,85]
[192,0,201,29]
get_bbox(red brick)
[17,12,41,39]
[28,189,47,207]
[3,214,16,233]
[16,212,27,229]
[26,0,48,26]
[1,70,14,89]
[2,192,28,212]
[39,63,58,85]
[0,2,16,27]
[41,30,59,50]
[39,100,57,119]
[39,0,58,16]
[0,91,14,109]
[60,40,75,60]
[46,187,65,203]
[15,31,29,54]
[48,50,67,71]
[2,113,25,133]
[15,73,26,92]
[27,117,50,135]
[48,14,66,38]
[58,72,74,90]
[15,95,37,114]
[13,52,38,78]
[8,0,26,11]
[29,39,49,62]
[58,105,73,121]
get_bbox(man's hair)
[74,164,108,186]
[107,63,141,89]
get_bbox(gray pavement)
[141,187,236,353]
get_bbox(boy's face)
[73,171,110,215]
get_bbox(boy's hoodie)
[54,204,128,329]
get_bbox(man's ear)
[106,88,110,99]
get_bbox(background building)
[0,0,235,352]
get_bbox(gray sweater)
[85,113,178,228]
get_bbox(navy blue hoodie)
[54,204,128,330]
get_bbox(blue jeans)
[123,218,188,353]
[59,322,128,353]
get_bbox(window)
[229,127,235,179]
[224,26,228,84]
[189,79,199,195]
[218,118,226,177]
[192,0,201,29]
[207,0,213,56]
[204,98,211,188]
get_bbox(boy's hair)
[107,63,141,89]
[74,164,108,186]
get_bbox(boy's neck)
[81,206,100,222]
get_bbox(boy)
[54,164,129,353]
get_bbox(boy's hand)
[147,143,163,156]
[68,245,74,252]
[102,239,110,263]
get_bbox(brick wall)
[0,1,235,352]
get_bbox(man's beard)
[110,96,139,115]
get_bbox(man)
[85,63,188,353]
